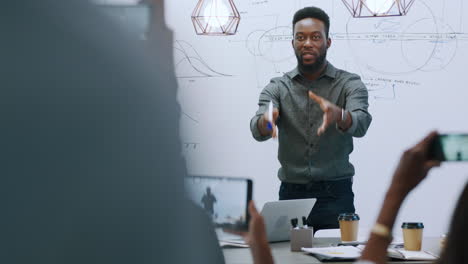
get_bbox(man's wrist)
[341,108,347,123]
[337,108,349,129]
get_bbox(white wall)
[166,0,468,237]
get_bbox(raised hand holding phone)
[428,133,468,161]
[185,176,252,232]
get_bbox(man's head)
[292,7,331,74]
[293,7,330,38]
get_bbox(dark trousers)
[279,178,355,232]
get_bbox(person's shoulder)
[268,68,297,86]
[332,66,368,93]
[332,66,366,87]
[333,66,362,81]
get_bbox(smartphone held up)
[428,133,468,162]
[185,175,253,231]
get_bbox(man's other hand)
[308,91,341,135]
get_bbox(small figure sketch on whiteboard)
[184,142,200,150]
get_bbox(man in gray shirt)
[250,6,372,231]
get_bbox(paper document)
[302,246,361,260]
[387,248,438,260]
[219,240,250,248]
[357,245,438,260]
[303,245,438,261]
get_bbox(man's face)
[292,17,331,73]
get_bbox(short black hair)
[292,7,330,38]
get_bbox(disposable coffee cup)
[338,213,360,242]
[402,222,424,251]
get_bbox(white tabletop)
[223,237,441,264]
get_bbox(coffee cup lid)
[338,213,360,221]
[401,222,424,229]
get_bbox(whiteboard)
[166,0,468,236]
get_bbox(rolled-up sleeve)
[343,75,372,137]
[250,79,281,141]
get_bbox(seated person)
[234,131,467,264]
[2,1,224,263]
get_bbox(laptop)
[220,198,316,244]
[261,198,316,242]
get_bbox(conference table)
[223,237,441,264]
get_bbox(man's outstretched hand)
[308,91,342,135]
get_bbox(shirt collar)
[286,61,337,80]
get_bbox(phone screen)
[185,176,252,231]
[429,134,468,161]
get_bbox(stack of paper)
[301,246,361,261]
[302,245,438,261]
[387,248,437,260]
[219,240,250,248]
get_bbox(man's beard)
[296,50,327,74]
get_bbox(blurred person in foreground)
[236,131,468,264]
[0,0,223,263]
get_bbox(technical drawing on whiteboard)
[247,25,296,87]
[182,111,199,125]
[368,83,396,100]
[339,0,462,75]
[245,26,293,63]
[243,25,296,88]
[174,40,233,79]
[178,79,202,156]
[180,109,200,151]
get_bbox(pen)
[301,216,308,229]
[267,101,273,131]
[290,218,298,229]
